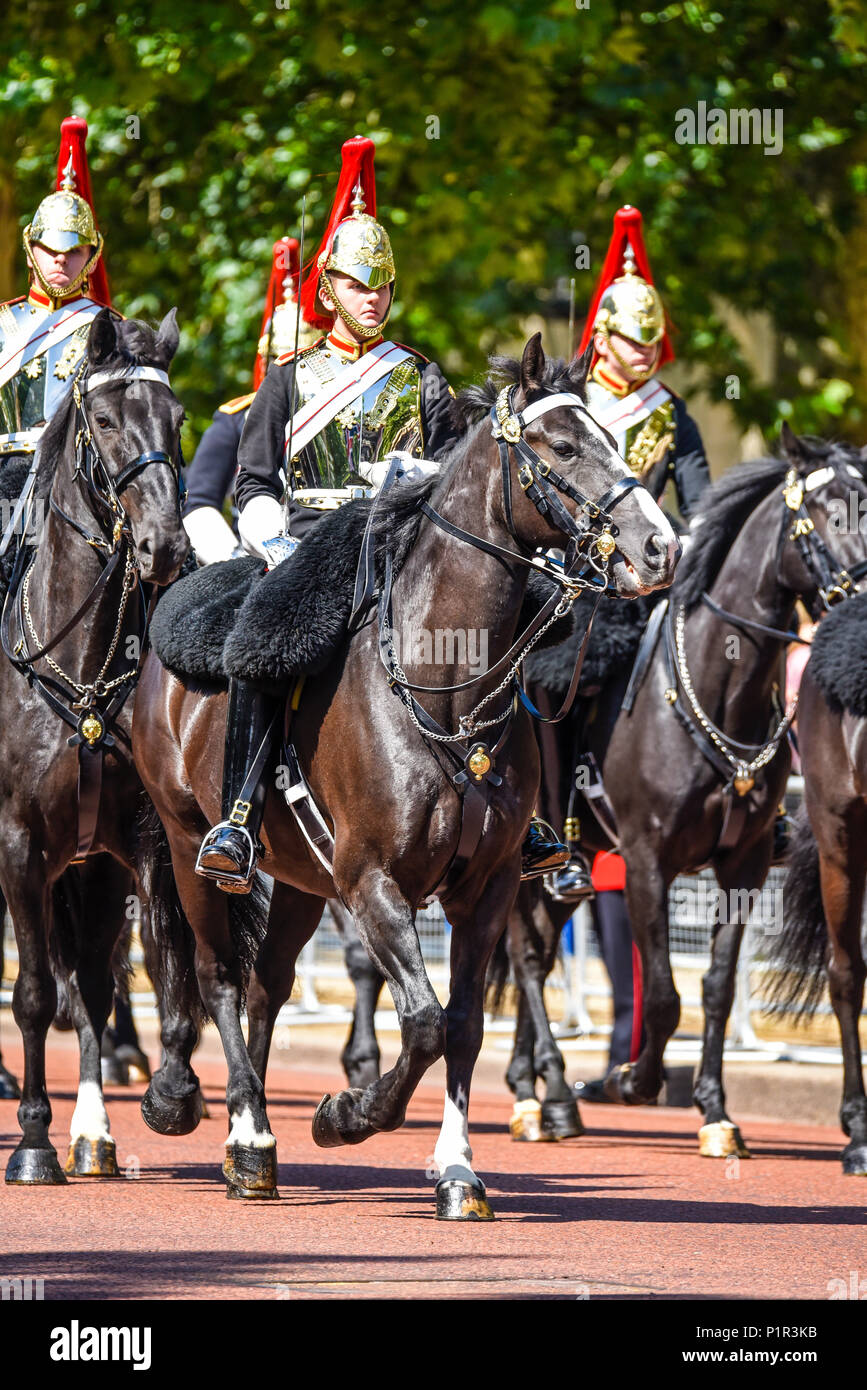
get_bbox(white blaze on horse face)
[69,1079,111,1142]
[434,1086,481,1188]
[226,1106,276,1149]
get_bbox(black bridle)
[0,360,181,856]
[662,460,867,816]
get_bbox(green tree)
[2,0,865,451]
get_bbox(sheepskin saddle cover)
[149,501,572,690]
[807,592,867,717]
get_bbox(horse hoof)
[436,1178,495,1221]
[223,1143,279,1200]
[541,1098,585,1139]
[841,1144,867,1175]
[603,1063,651,1106]
[508,1098,553,1143]
[141,1081,204,1136]
[311,1091,376,1148]
[64,1136,120,1177]
[6,1145,68,1185]
[698,1121,751,1159]
[0,1065,21,1100]
[114,1046,151,1084]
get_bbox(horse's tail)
[485,928,512,1017]
[135,796,269,1028]
[764,808,828,1022]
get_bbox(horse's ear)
[518,333,547,397]
[154,307,179,368]
[780,421,806,466]
[88,308,117,366]
[567,342,594,395]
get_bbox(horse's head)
[776,422,867,610]
[77,308,189,584]
[502,335,680,596]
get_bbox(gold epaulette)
[218,392,256,415]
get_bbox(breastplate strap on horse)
[0,362,177,859]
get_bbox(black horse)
[0,309,188,1185]
[769,591,867,1175]
[496,430,867,1151]
[131,336,678,1218]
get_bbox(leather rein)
[0,361,179,858]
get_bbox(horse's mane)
[34,316,170,498]
[371,352,582,569]
[675,438,862,612]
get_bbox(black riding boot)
[520,815,570,880]
[549,851,594,903]
[195,678,278,894]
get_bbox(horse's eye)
[94,415,113,430]
[552,440,575,458]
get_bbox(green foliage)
[2,0,866,454]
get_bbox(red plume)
[577,205,673,366]
[55,117,111,308]
[299,136,378,332]
[253,237,301,388]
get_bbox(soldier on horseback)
[196,135,571,891]
[550,204,711,902]
[0,118,111,487]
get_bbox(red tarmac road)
[1,1031,865,1301]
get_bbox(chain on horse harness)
[0,360,180,859]
[282,384,645,897]
[658,460,867,848]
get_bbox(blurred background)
[2,0,866,470]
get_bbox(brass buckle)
[536,459,551,479]
[228,800,252,826]
[517,464,534,491]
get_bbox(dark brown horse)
[131,335,679,1218]
[770,592,867,1174]
[0,309,188,1185]
[496,431,867,1153]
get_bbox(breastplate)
[288,342,424,491]
[0,300,99,454]
[585,378,676,495]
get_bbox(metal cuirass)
[0,298,101,457]
[287,340,424,493]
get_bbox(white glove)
[238,495,287,562]
[360,451,441,491]
[182,506,242,566]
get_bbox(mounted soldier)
[0,117,111,498]
[195,135,571,892]
[547,205,711,903]
[182,236,318,565]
